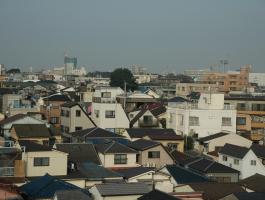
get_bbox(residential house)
[10,124,61,145]
[19,140,68,177]
[128,139,174,168]
[53,190,92,200]
[40,94,71,128]
[128,103,167,128]
[89,182,151,200]
[250,144,265,165]
[159,165,209,190]
[114,167,173,193]
[0,113,47,139]
[124,128,184,152]
[20,174,91,200]
[174,182,246,200]
[167,93,237,138]
[218,143,265,179]
[0,140,25,184]
[70,127,125,143]
[60,102,95,134]
[194,132,252,154]
[0,184,23,200]
[91,87,129,133]
[239,173,265,192]
[183,157,240,183]
[96,141,139,168]
[138,189,181,200]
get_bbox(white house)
[218,143,265,179]
[167,93,237,138]
[60,102,96,134]
[91,87,129,133]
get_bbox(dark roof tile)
[219,143,249,159]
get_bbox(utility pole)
[123,80,127,109]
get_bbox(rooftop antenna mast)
[220,59,229,73]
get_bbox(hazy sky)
[0,0,265,73]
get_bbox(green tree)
[110,68,138,91]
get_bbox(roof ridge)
[203,159,216,172]
[104,141,116,153]
[84,127,98,137]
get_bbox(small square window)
[223,155,227,161]
[34,157,49,166]
[251,160,256,166]
[148,151,160,158]
[76,110,81,117]
[234,159,239,165]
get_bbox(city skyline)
[0,0,265,73]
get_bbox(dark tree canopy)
[6,68,21,74]
[110,68,138,91]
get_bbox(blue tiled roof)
[20,174,89,199]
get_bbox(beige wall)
[23,150,68,177]
[159,140,184,153]
[139,145,174,168]
[99,153,139,168]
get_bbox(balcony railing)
[0,167,14,176]
[0,140,15,148]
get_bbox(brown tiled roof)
[0,114,26,126]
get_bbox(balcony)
[0,167,14,176]
[0,140,15,148]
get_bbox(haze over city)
[0,0,265,72]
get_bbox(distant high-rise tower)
[64,55,77,75]
[0,64,5,75]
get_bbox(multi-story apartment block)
[224,95,265,141]
[176,82,219,97]
[200,65,251,92]
[167,93,236,138]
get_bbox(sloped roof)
[197,132,229,143]
[165,165,209,184]
[0,114,26,126]
[168,97,189,103]
[43,94,71,102]
[95,182,151,196]
[219,143,249,159]
[55,190,92,200]
[96,141,138,154]
[168,150,192,164]
[126,128,183,140]
[19,140,52,152]
[127,139,160,151]
[12,124,51,138]
[113,167,155,179]
[239,174,265,192]
[71,127,123,139]
[138,189,181,200]
[188,183,245,200]
[55,143,101,165]
[78,162,122,180]
[250,144,265,159]
[20,174,89,199]
[187,158,239,174]
[228,192,265,200]
[61,101,78,108]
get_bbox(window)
[65,111,70,117]
[76,110,81,117]
[251,160,256,166]
[234,159,239,165]
[237,117,246,125]
[222,117,232,126]
[64,126,70,133]
[94,110,99,118]
[114,154,127,164]
[50,117,58,124]
[168,143,178,151]
[143,115,153,124]
[178,114,184,126]
[105,110,115,118]
[101,92,111,98]
[75,127,82,131]
[189,116,199,126]
[222,155,227,161]
[34,157,49,166]
[148,151,160,158]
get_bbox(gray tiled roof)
[197,132,229,143]
[127,139,160,151]
[96,141,138,154]
[113,167,155,179]
[55,190,92,200]
[219,143,249,159]
[239,174,265,192]
[250,144,265,159]
[19,140,52,152]
[71,127,123,139]
[13,124,51,138]
[55,143,101,165]
[95,182,151,196]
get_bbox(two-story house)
[18,140,68,177]
[218,143,265,179]
[167,93,237,138]
[124,128,184,152]
[128,139,174,168]
[91,87,129,133]
[60,102,95,134]
[95,141,139,168]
